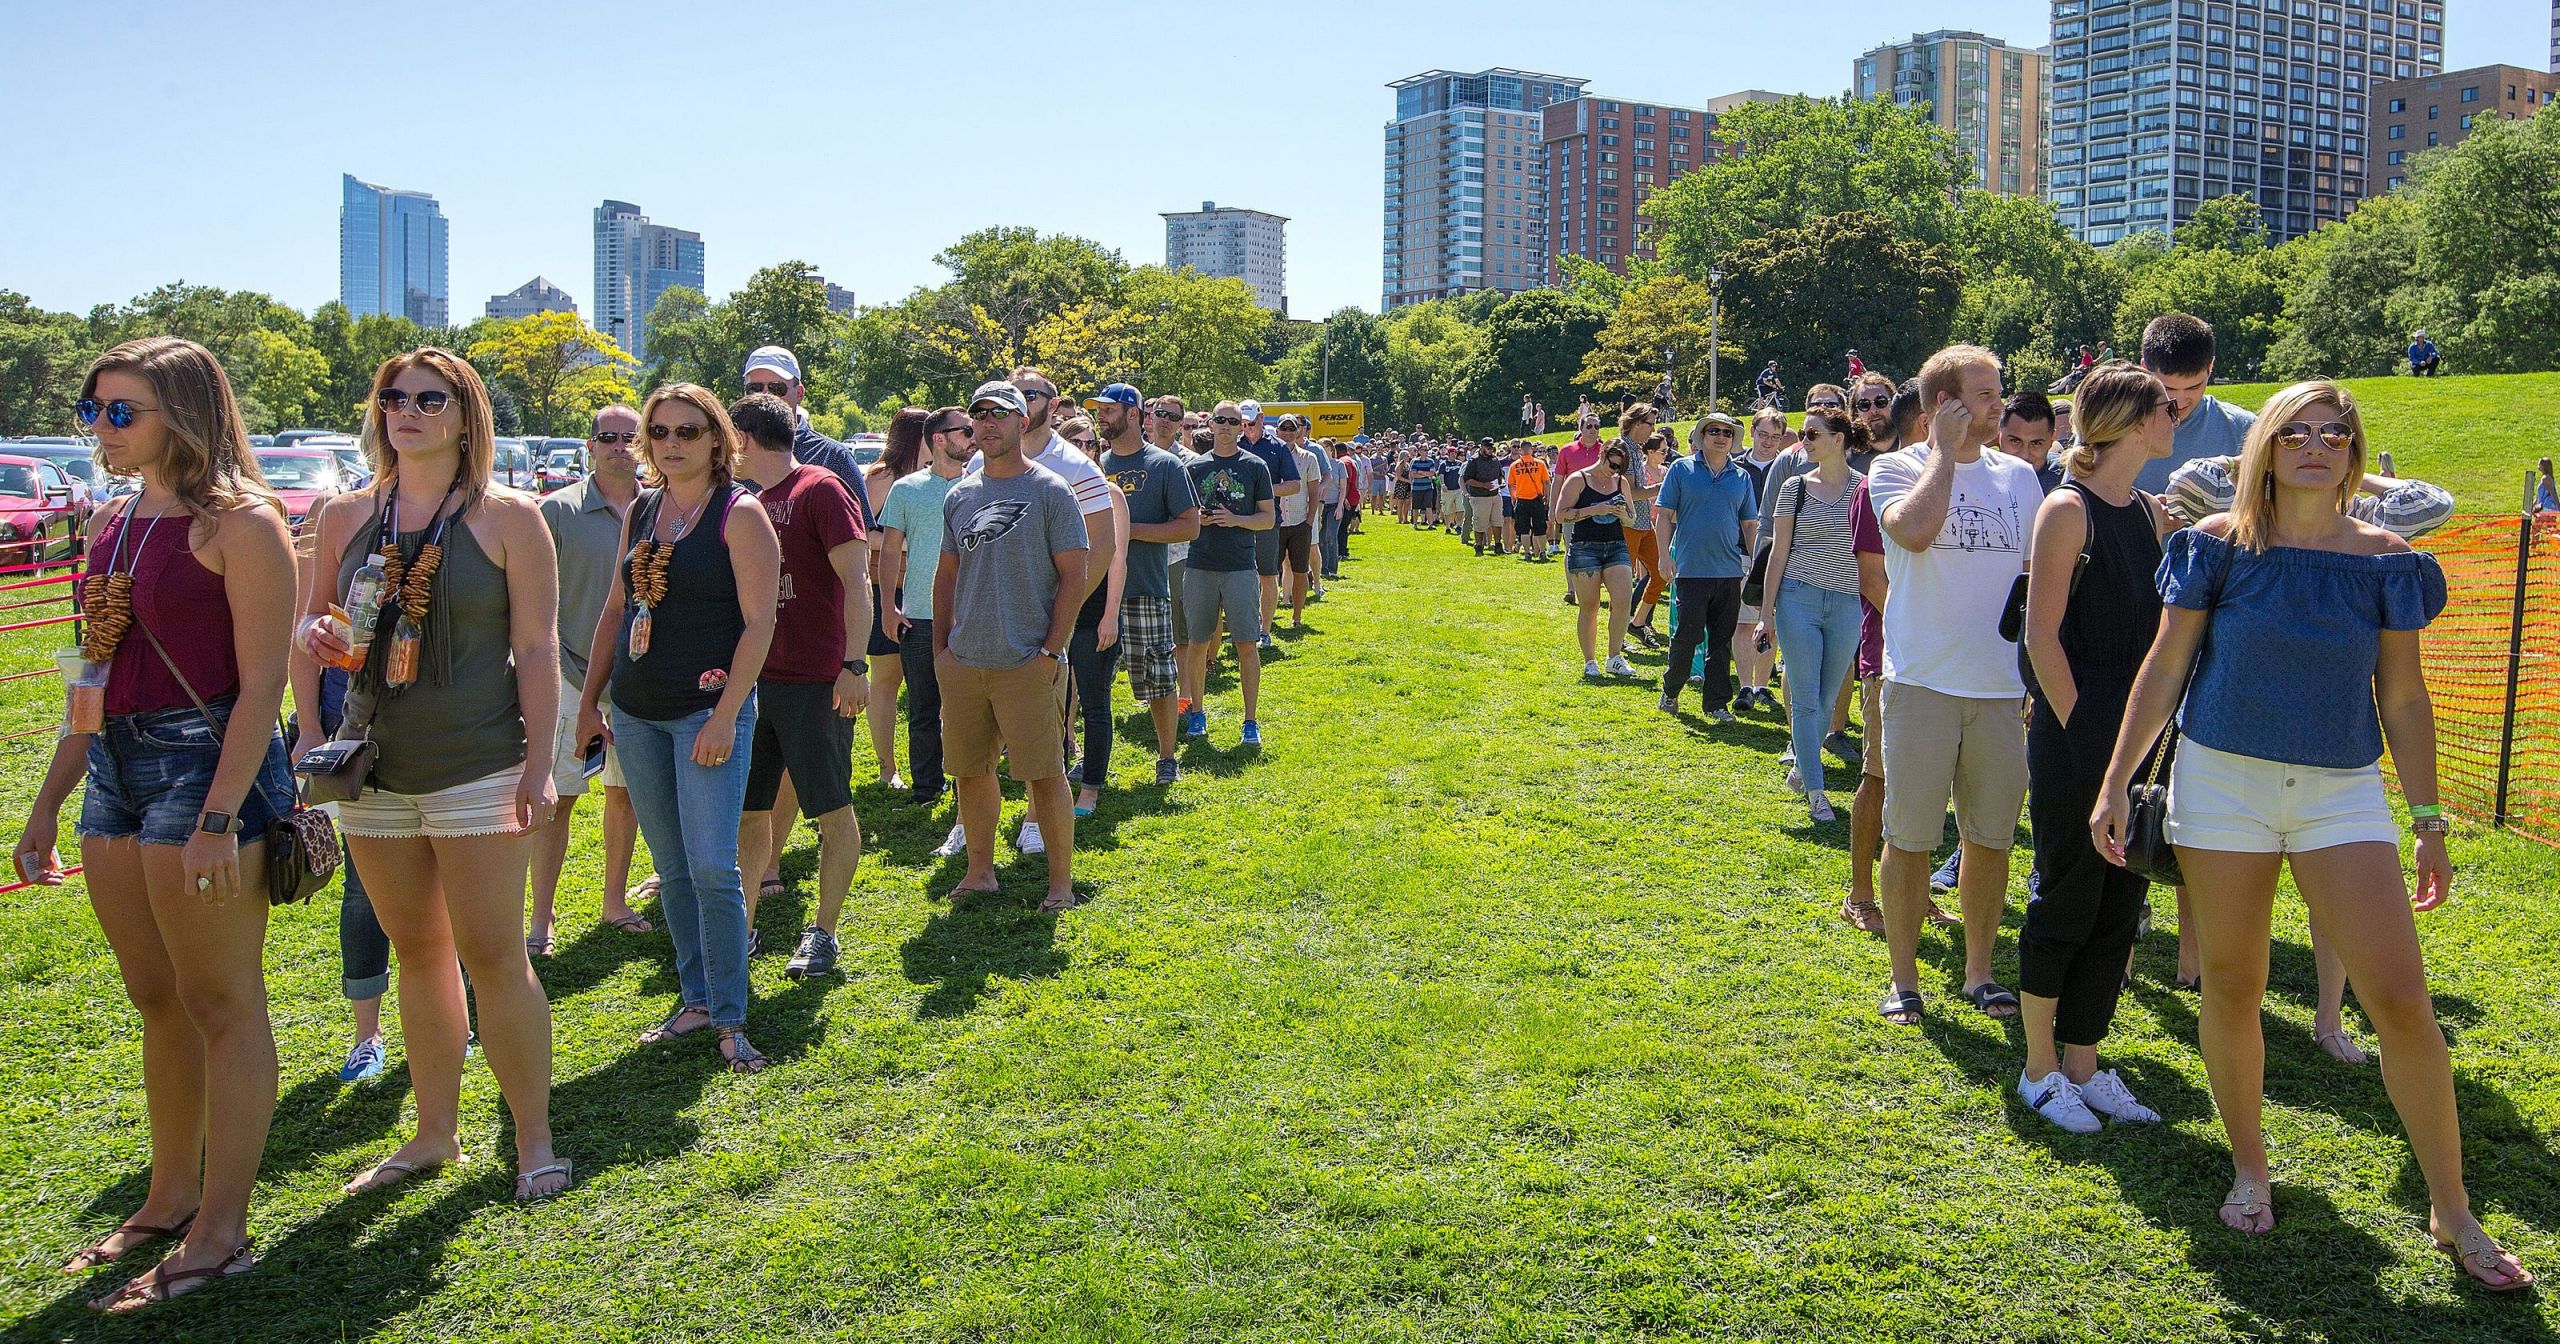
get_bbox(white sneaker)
[1604,654,1636,677]
[1583,659,1602,677]
[1807,792,1836,823]
[2019,1071,2103,1134]
[932,822,968,858]
[1784,764,1803,793]
[1016,819,1045,855]
[2076,1068,2162,1125]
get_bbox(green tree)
[1648,96,1971,276]
[1120,265,1270,407]
[934,228,1128,352]
[230,327,331,432]
[638,286,732,392]
[1457,290,1607,434]
[467,312,638,437]
[2402,105,2560,373]
[723,262,843,402]
[2109,199,2287,378]
[1721,212,1963,391]
[2264,193,2424,379]
[1577,276,1735,412]
[1269,307,1393,413]
[309,302,428,430]
[1379,303,1486,431]
[0,292,97,438]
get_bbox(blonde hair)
[2061,361,2163,478]
[638,383,744,492]
[1916,344,2000,409]
[80,337,280,524]
[361,348,497,511]
[2228,380,2367,553]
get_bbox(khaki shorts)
[552,676,626,797]
[340,765,528,840]
[1860,676,1886,781]
[1879,680,2028,853]
[939,655,1071,782]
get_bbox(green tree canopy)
[1577,275,1737,412]
[1648,96,1970,277]
[1721,212,1963,393]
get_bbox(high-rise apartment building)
[824,281,859,316]
[2372,63,2560,191]
[1383,67,1589,309]
[1855,31,2047,195]
[339,173,449,327]
[1162,202,1290,312]
[2047,0,2441,245]
[484,276,577,321]
[593,200,705,362]
[1543,96,1720,280]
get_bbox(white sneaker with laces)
[2020,1070,2103,1134]
[2076,1068,2161,1124]
[932,823,968,858]
[1017,819,1045,855]
[1604,654,1635,678]
[1583,659,1602,677]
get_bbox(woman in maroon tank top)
[13,337,297,1311]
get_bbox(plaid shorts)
[1119,595,1178,701]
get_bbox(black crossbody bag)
[132,618,342,905]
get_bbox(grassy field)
[3,520,2559,1341]
[1529,371,2560,515]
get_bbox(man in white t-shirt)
[1865,343,2038,1029]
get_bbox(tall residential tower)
[339,173,449,327]
[1383,67,1588,309]
[1542,95,1721,280]
[1162,202,1290,312]
[593,200,705,362]
[1854,31,2047,195]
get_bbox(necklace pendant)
[386,614,422,688]
[629,605,654,659]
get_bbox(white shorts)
[551,676,626,796]
[2167,737,2397,854]
[339,765,528,839]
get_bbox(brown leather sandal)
[90,1241,254,1313]
[61,1211,195,1274]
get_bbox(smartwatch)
[198,811,246,836]
[842,658,868,676]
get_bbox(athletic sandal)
[1925,902,1962,927]
[717,1027,768,1075]
[639,1004,711,1044]
[1838,897,1884,934]
[1038,888,1078,914]
[2220,1175,2276,1234]
[2432,1218,2535,1293]
[2316,1030,2371,1065]
[515,1160,575,1204]
[604,912,654,934]
[1964,983,2022,1019]
[1878,987,1925,1026]
[91,1241,254,1314]
[343,1152,464,1196]
[525,933,553,958]
[61,1211,195,1273]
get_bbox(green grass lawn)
[4,521,2559,1341]
[1530,372,2560,515]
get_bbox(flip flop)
[61,1211,196,1273]
[1878,987,1925,1026]
[2434,1221,2536,1292]
[515,1160,576,1204]
[603,912,654,934]
[639,1004,711,1044]
[1964,983,2022,1019]
[2220,1176,2276,1234]
[90,1240,254,1314]
[343,1153,464,1196]
[525,933,553,958]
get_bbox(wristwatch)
[842,658,868,675]
[1041,646,1069,666]
[198,811,245,836]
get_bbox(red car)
[0,455,86,565]
[254,448,348,529]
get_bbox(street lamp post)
[1706,267,1724,410]
[1322,323,1332,399]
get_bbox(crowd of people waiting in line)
[5,305,2536,1309]
[9,335,1375,1311]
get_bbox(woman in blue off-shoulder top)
[2091,381,2530,1293]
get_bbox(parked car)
[5,444,104,522]
[492,438,534,488]
[254,447,346,527]
[848,432,886,466]
[537,448,585,492]
[328,443,372,489]
[0,455,87,564]
[274,428,352,448]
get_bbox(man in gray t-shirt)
[939,461,1089,669]
[2136,310,2258,495]
[1091,382,1204,779]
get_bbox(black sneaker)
[1155,757,1179,785]
[785,925,838,980]
[746,928,763,957]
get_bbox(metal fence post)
[2491,503,2536,827]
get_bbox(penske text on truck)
[1254,401,1364,438]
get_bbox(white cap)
[743,346,801,382]
[1238,400,1263,421]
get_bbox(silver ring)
[196,876,211,892]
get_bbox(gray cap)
[969,380,1029,416]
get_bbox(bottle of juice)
[341,556,387,666]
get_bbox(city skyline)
[2,0,2548,321]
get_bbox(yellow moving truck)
[1256,401,1365,439]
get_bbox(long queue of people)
[9,335,1363,1312]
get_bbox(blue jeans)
[318,670,390,1000]
[1771,578,1862,794]
[612,698,758,1027]
[1318,501,1342,578]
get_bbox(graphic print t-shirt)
[938,463,1088,670]
[1864,444,2039,698]
[755,464,867,684]
[1103,445,1198,600]
[1184,451,1274,574]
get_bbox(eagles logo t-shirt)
[938,461,1089,670]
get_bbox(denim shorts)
[1567,539,1633,574]
[80,696,296,847]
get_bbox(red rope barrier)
[0,612,81,636]
[0,571,78,595]
[0,867,85,898]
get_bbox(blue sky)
[2,0,2546,322]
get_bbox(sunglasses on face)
[647,422,712,442]
[1018,387,1056,403]
[968,406,1017,422]
[74,398,157,429]
[2273,421,2354,451]
[1853,397,1892,410]
[930,421,976,438]
[1699,426,1735,439]
[745,380,793,397]
[1069,437,1101,451]
[375,388,452,416]
[1212,415,1243,426]
[592,430,640,444]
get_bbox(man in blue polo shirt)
[1654,412,1760,722]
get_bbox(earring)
[2262,471,2275,499]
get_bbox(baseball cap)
[743,346,800,382]
[1083,383,1141,409]
[1352,434,1370,445]
[1238,400,1263,421]
[969,380,1029,416]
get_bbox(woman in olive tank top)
[292,348,572,1205]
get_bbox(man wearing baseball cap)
[1235,400,1300,651]
[1089,384,1200,785]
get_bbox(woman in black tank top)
[574,384,780,1075]
[2014,363,2181,1136]
[1557,442,1639,678]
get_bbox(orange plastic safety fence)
[2394,513,2560,846]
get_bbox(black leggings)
[1664,577,1740,706]
[896,617,945,794]
[1069,623,1122,788]
[2020,690,2147,1046]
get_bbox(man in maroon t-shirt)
[729,393,872,980]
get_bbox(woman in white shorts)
[2092,381,2526,1291]
[295,348,572,1205]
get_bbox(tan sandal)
[1839,897,1884,934]
[61,1211,195,1273]
[2220,1176,2276,1234]
[2433,1219,2535,1292]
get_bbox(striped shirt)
[1776,470,1865,595]
[2162,455,2454,539]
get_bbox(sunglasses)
[745,380,793,397]
[968,406,1018,421]
[592,430,640,444]
[1853,396,1892,410]
[375,388,452,416]
[1699,426,1736,438]
[930,421,976,438]
[73,398,158,430]
[1807,398,1844,409]
[1068,437,1102,451]
[2273,420,2354,451]
[1018,387,1057,402]
[1212,415,1243,426]
[647,422,712,441]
